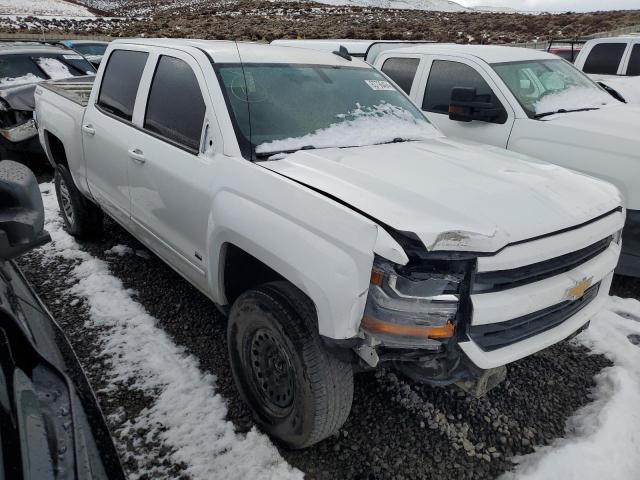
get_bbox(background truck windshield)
[215,63,436,158]
[492,59,617,117]
[0,53,95,87]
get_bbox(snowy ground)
[0,0,94,17]
[17,181,640,479]
[34,183,301,480]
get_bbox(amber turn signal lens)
[370,269,384,286]
[362,316,455,339]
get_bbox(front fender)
[206,158,407,340]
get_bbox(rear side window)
[380,57,420,94]
[423,60,507,123]
[144,56,206,152]
[583,43,626,75]
[97,50,148,121]
[627,44,640,76]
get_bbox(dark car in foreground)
[0,160,125,479]
[0,44,95,163]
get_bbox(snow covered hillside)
[312,0,470,11]
[0,0,94,16]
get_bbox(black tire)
[228,281,354,449]
[54,164,103,238]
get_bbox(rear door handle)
[82,124,95,136]
[128,148,146,164]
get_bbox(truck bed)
[39,77,95,107]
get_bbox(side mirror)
[0,160,50,260]
[449,87,501,123]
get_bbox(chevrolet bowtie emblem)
[565,277,593,301]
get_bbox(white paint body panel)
[35,39,623,371]
[374,44,640,210]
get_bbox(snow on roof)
[382,44,556,64]
[113,38,372,67]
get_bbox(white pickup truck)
[373,44,640,276]
[35,39,623,449]
[573,36,640,105]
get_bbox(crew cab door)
[82,47,150,225]
[126,49,216,288]
[413,56,514,148]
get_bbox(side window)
[422,60,507,124]
[627,44,640,76]
[380,57,420,94]
[583,43,627,75]
[97,50,148,121]
[144,56,206,152]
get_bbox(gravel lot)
[17,177,633,480]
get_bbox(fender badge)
[565,277,593,301]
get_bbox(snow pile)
[0,72,43,87]
[504,297,640,480]
[35,58,74,80]
[37,184,303,480]
[0,0,94,16]
[104,244,134,256]
[534,86,615,114]
[256,102,438,155]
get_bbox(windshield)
[492,59,617,118]
[73,44,108,56]
[0,53,95,87]
[215,63,437,159]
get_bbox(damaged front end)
[0,97,37,144]
[355,247,507,397]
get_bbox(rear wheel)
[228,281,354,449]
[54,164,103,238]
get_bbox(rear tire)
[54,164,103,238]
[228,281,354,449]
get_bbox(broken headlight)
[361,257,465,348]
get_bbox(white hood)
[261,138,621,254]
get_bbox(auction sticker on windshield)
[365,80,395,91]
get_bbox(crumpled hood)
[0,83,37,111]
[261,138,621,253]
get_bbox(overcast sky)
[459,0,640,11]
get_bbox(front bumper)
[616,209,640,277]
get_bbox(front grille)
[473,236,612,294]
[468,283,600,352]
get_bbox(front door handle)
[82,124,95,136]
[128,148,146,164]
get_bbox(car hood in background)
[261,138,621,253]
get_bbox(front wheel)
[228,281,354,449]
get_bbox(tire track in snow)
[36,183,303,480]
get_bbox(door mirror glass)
[449,87,502,123]
[0,161,50,260]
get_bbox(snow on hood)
[534,86,615,114]
[256,103,440,155]
[598,76,640,105]
[261,138,621,253]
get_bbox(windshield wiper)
[255,145,317,159]
[533,107,600,119]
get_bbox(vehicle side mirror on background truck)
[449,87,501,123]
[0,160,50,260]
